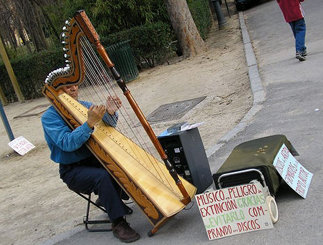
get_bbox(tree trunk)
[31,0,60,40]
[164,0,207,58]
[17,21,32,53]
[12,0,48,52]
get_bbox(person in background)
[276,0,307,61]
[41,84,140,243]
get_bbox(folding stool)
[74,192,112,232]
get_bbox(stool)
[75,192,112,232]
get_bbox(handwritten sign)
[8,136,35,155]
[273,144,313,198]
[195,182,273,240]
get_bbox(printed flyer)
[8,136,35,155]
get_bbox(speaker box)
[158,127,213,194]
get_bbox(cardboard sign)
[195,182,273,240]
[273,144,313,198]
[8,136,35,155]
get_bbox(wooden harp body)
[43,11,196,235]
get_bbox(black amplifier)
[158,127,213,194]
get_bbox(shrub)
[0,49,64,102]
[187,0,213,40]
[1,0,212,102]
[101,21,174,68]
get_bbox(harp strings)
[78,37,178,195]
[80,37,152,164]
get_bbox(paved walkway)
[210,0,323,244]
[42,1,323,244]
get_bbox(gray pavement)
[42,0,323,244]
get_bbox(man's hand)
[106,96,122,115]
[87,105,106,128]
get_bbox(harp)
[42,10,196,235]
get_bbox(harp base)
[148,216,172,237]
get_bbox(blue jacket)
[41,101,117,164]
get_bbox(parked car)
[235,0,261,11]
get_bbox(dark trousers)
[59,157,128,221]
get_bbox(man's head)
[61,85,78,100]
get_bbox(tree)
[12,0,49,52]
[0,0,18,49]
[0,0,53,53]
[61,0,169,36]
[164,0,206,57]
[31,0,60,41]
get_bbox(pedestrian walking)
[276,0,307,61]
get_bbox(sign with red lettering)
[8,136,35,155]
[195,182,273,240]
[273,144,313,198]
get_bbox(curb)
[206,11,265,158]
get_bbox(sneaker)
[302,48,307,56]
[296,52,306,61]
[112,219,140,243]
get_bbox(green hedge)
[0,49,63,102]
[102,22,174,68]
[1,0,212,102]
[101,0,213,68]
[187,0,212,40]
[0,21,172,102]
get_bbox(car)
[235,0,261,11]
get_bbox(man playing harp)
[41,84,140,243]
